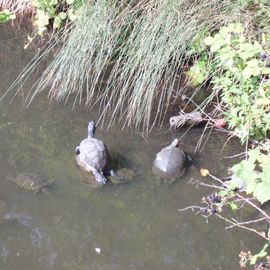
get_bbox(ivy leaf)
[253,182,270,204]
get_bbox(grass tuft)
[4,0,245,131]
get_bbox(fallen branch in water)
[170,111,204,129]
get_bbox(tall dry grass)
[3,0,245,130]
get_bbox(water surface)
[0,23,263,270]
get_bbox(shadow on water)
[0,23,264,270]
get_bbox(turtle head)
[170,138,179,148]
[88,121,96,138]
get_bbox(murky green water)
[0,23,263,270]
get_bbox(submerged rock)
[4,212,48,248]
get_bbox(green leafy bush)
[32,0,85,35]
[189,22,270,142]
[232,148,270,204]
[7,0,242,131]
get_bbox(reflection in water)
[0,23,263,270]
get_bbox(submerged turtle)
[78,167,136,187]
[108,168,136,185]
[7,172,50,193]
[75,121,122,185]
[152,138,189,179]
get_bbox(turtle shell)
[8,173,49,192]
[76,137,109,172]
[152,145,186,178]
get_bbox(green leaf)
[53,16,62,28]
[9,13,16,20]
[224,58,234,68]
[242,67,253,79]
[228,22,244,34]
[67,8,77,21]
[254,182,270,204]
[246,180,257,194]
[248,149,261,163]
[210,43,221,52]
[58,12,67,20]
[66,0,74,4]
[219,26,230,38]
[229,201,238,211]
[241,42,255,52]
[250,244,269,265]
[247,59,259,67]
[213,33,225,46]
[204,36,214,46]
[251,67,261,76]
[0,9,16,23]
[261,67,270,75]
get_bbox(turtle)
[152,138,189,179]
[7,172,50,193]
[108,168,136,185]
[75,121,122,185]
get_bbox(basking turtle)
[152,139,189,178]
[7,172,50,193]
[75,121,121,185]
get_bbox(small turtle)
[152,138,189,178]
[7,172,50,193]
[75,121,121,185]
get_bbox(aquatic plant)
[4,0,242,131]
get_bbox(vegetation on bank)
[1,0,270,268]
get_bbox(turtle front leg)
[108,169,126,181]
[90,167,107,185]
